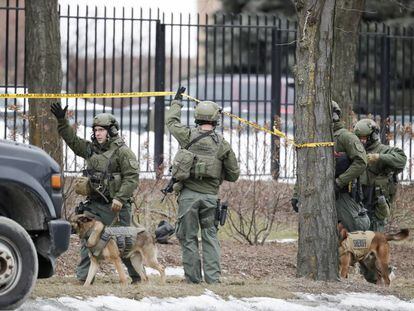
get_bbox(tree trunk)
[25,0,63,166]
[295,0,338,281]
[331,0,365,128]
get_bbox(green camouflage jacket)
[57,119,139,204]
[166,100,240,194]
[334,122,367,188]
[360,140,407,202]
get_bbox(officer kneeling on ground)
[331,101,370,232]
[353,119,406,284]
[51,102,141,284]
[291,101,370,232]
[165,87,240,284]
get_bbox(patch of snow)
[146,266,184,277]
[295,292,414,311]
[19,290,414,311]
[276,238,297,243]
[266,238,297,243]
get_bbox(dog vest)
[89,226,146,258]
[341,231,376,261]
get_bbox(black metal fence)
[355,24,414,181]
[1,3,413,180]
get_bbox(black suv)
[0,139,70,309]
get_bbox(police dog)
[338,223,409,286]
[71,214,166,286]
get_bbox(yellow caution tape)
[295,141,335,149]
[221,111,333,149]
[0,91,334,148]
[0,91,176,99]
[222,110,293,142]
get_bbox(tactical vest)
[85,141,124,199]
[340,231,375,261]
[171,130,223,181]
[88,226,146,258]
[364,166,395,200]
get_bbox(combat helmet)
[331,100,341,122]
[354,118,379,138]
[92,113,119,136]
[194,101,221,124]
[354,118,380,147]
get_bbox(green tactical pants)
[336,192,370,232]
[176,188,220,284]
[75,200,140,282]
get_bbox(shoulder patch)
[129,159,139,170]
[354,141,365,153]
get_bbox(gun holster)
[215,200,228,228]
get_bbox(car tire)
[0,216,38,310]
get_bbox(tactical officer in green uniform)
[166,87,240,284]
[292,101,370,231]
[51,102,141,283]
[332,101,370,232]
[354,118,407,232]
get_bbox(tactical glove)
[291,198,299,213]
[174,86,186,100]
[111,198,123,213]
[367,153,380,164]
[51,102,68,120]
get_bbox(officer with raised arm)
[166,87,239,284]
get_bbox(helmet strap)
[367,132,379,147]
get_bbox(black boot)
[131,275,141,284]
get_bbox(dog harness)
[340,231,376,261]
[88,226,146,258]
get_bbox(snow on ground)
[266,238,298,243]
[19,290,414,311]
[146,266,184,277]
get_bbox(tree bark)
[295,0,338,280]
[331,0,365,128]
[25,0,63,166]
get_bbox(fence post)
[271,28,281,179]
[380,34,390,145]
[154,21,166,178]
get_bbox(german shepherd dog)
[71,214,166,286]
[338,223,409,286]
